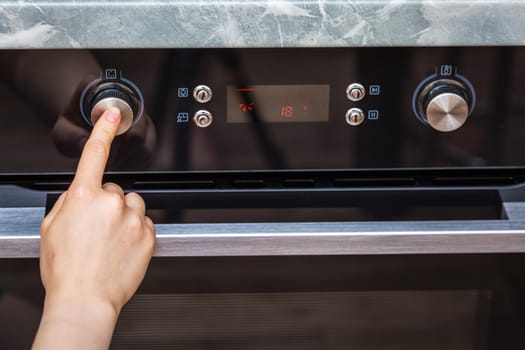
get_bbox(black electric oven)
[1,47,525,349]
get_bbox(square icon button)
[369,85,381,96]
[368,110,379,120]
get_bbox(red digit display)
[281,105,293,118]
[227,85,329,123]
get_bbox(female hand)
[34,107,156,350]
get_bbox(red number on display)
[281,105,293,118]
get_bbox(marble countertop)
[0,1,524,48]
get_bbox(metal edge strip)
[3,230,525,258]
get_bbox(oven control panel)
[0,47,523,174]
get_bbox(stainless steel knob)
[417,79,472,132]
[425,92,469,132]
[345,108,365,126]
[88,85,140,135]
[193,85,213,103]
[82,80,143,136]
[91,96,134,135]
[346,83,366,102]
[193,110,213,128]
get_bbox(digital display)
[227,85,330,123]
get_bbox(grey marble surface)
[0,1,524,49]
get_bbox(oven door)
[2,254,525,349]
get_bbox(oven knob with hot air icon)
[413,65,476,132]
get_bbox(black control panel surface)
[0,47,523,175]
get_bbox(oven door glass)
[1,254,524,349]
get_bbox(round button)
[415,78,473,132]
[193,85,213,103]
[82,80,143,136]
[193,110,213,128]
[90,89,135,135]
[345,108,365,126]
[425,92,469,132]
[346,83,366,102]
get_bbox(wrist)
[44,290,120,321]
[42,291,120,333]
[34,294,120,350]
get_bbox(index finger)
[71,107,121,189]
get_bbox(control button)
[345,108,365,126]
[193,110,213,128]
[346,83,366,102]
[81,78,143,136]
[426,92,468,132]
[417,80,471,132]
[193,85,213,103]
[90,87,137,135]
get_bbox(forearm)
[33,295,119,350]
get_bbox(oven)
[1,3,525,348]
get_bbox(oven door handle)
[2,185,525,258]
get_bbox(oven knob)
[193,85,213,103]
[193,110,213,128]
[420,84,470,132]
[90,88,138,135]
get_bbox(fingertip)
[73,107,121,189]
[91,107,121,145]
[102,107,121,124]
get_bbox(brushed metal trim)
[3,212,525,258]
[502,202,525,220]
[0,207,45,236]
[2,188,525,258]
[3,229,525,259]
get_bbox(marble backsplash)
[0,1,524,48]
